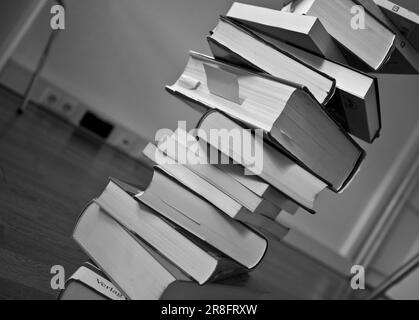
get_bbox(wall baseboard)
[0,58,147,159]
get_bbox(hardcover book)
[283,0,396,71]
[167,52,365,192]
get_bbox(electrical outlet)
[57,96,82,122]
[40,87,84,123]
[59,97,77,115]
[40,87,62,110]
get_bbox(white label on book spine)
[69,267,126,300]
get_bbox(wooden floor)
[0,87,368,300]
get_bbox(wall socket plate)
[58,96,83,123]
[40,86,85,124]
[59,97,78,116]
[40,86,62,110]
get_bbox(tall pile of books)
[62,0,419,300]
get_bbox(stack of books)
[61,0,419,300]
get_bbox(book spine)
[64,266,126,300]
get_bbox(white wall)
[0,0,46,70]
[7,0,419,258]
[10,0,289,142]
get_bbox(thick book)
[226,2,347,63]
[167,51,364,192]
[253,30,381,143]
[155,128,300,217]
[94,180,244,285]
[215,163,300,216]
[143,142,256,220]
[209,16,337,105]
[58,262,126,300]
[374,0,419,51]
[156,128,281,219]
[240,212,290,241]
[60,262,267,300]
[196,110,328,212]
[73,202,192,300]
[283,0,396,71]
[143,140,289,240]
[157,127,299,218]
[354,0,419,73]
[114,170,268,270]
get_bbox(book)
[58,262,126,300]
[157,127,299,216]
[167,51,365,192]
[253,31,381,143]
[209,16,336,105]
[240,212,290,241]
[156,128,281,219]
[196,110,328,211]
[95,180,244,285]
[60,262,268,300]
[143,139,289,240]
[114,170,268,269]
[155,128,300,217]
[59,279,108,300]
[215,162,301,216]
[73,202,192,300]
[143,142,255,220]
[282,0,396,71]
[226,2,347,63]
[354,0,419,73]
[373,0,419,51]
